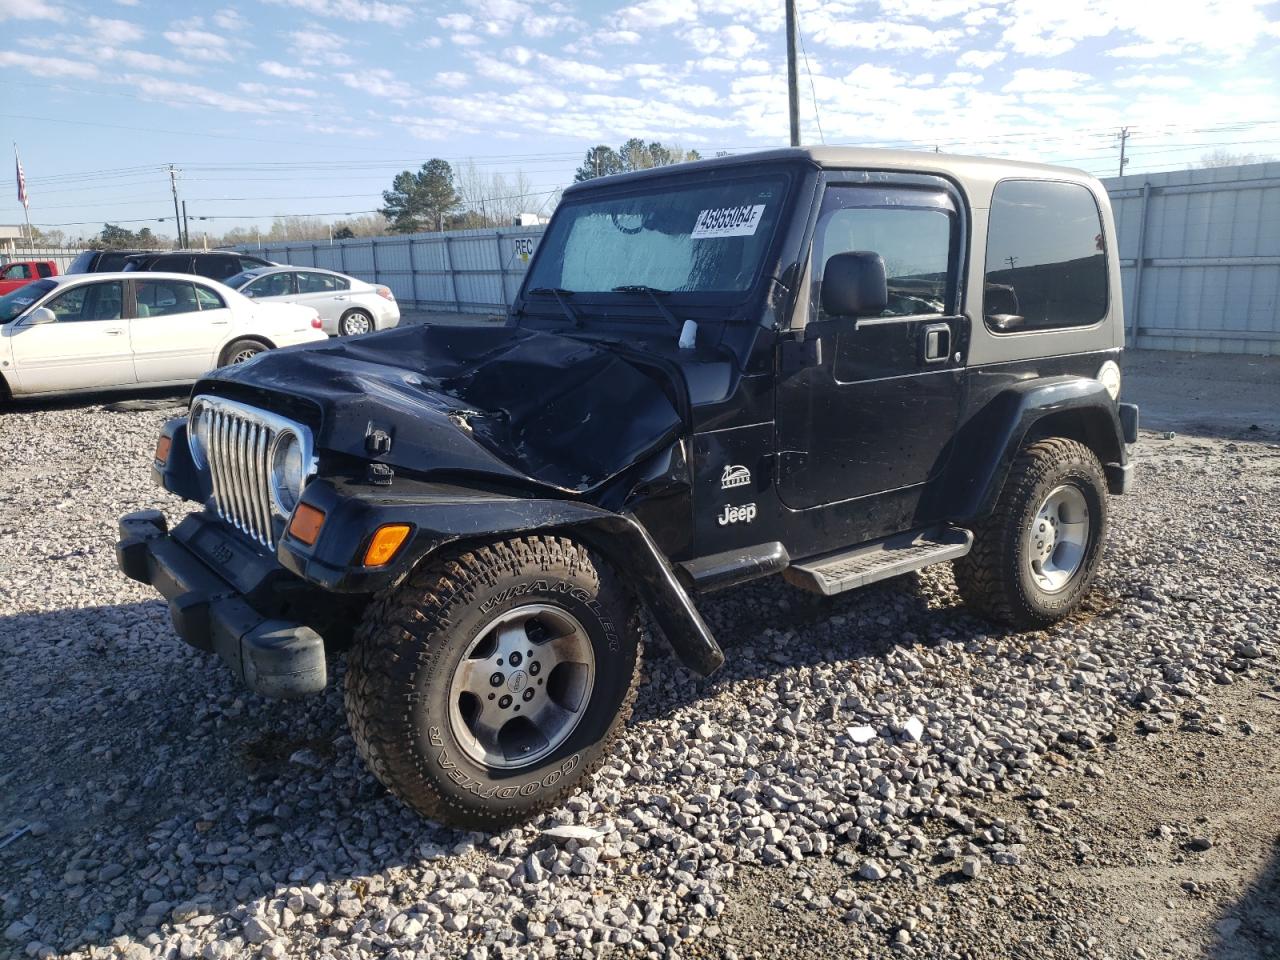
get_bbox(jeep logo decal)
[717,503,757,526]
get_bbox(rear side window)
[67,251,96,274]
[984,180,1108,332]
[147,254,190,273]
[194,285,225,309]
[135,279,200,317]
[36,263,53,278]
[100,252,137,271]
[195,255,241,281]
[297,271,346,293]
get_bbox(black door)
[775,181,968,513]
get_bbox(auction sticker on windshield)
[691,205,766,239]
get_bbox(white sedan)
[226,266,401,337]
[0,272,327,400]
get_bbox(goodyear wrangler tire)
[953,438,1108,630]
[344,535,642,829]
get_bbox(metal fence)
[1103,161,1280,356]
[233,227,547,315]
[0,246,88,273]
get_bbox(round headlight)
[1097,360,1121,402]
[188,401,211,469]
[270,431,307,514]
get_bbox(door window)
[151,254,190,272]
[44,281,124,322]
[2,264,32,280]
[297,272,346,293]
[244,273,295,298]
[135,279,200,318]
[37,263,53,278]
[194,255,241,281]
[983,179,1107,331]
[813,186,957,321]
[194,285,226,310]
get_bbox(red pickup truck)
[0,260,58,295]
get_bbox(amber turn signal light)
[288,503,326,545]
[363,523,411,567]
[154,435,172,463]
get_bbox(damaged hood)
[197,324,685,495]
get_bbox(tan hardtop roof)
[561,146,1097,200]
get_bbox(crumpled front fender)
[278,476,724,677]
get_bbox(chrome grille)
[205,405,277,547]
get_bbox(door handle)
[921,322,951,364]
[210,320,229,325]
[105,328,124,336]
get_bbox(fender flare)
[938,376,1126,523]
[278,477,725,677]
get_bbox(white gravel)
[1,375,1277,960]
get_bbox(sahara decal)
[720,464,751,489]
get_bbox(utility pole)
[1005,255,1018,270]
[1117,126,1131,177]
[168,165,184,248]
[785,0,800,146]
[182,200,190,249]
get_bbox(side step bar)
[783,526,973,597]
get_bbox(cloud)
[810,19,962,52]
[239,80,317,97]
[1113,73,1193,89]
[262,0,413,27]
[686,24,758,59]
[110,49,201,75]
[956,49,1005,68]
[260,59,315,79]
[339,67,413,100]
[212,9,250,30]
[164,25,235,62]
[614,0,695,30]
[123,73,311,114]
[1001,68,1091,93]
[943,71,983,86]
[434,71,469,89]
[0,0,64,21]
[0,50,95,77]
[86,16,144,44]
[437,13,473,30]
[288,27,352,65]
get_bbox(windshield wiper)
[527,287,582,327]
[612,284,698,350]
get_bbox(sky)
[3,0,1280,239]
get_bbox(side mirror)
[820,251,888,318]
[24,307,56,326]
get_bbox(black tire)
[219,338,266,366]
[953,437,1108,629]
[339,310,374,336]
[344,535,642,829]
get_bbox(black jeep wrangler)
[118,148,1139,828]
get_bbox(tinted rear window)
[67,251,96,274]
[97,252,140,272]
[984,179,1108,332]
[194,255,240,281]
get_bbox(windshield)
[224,270,260,289]
[0,279,55,323]
[67,251,95,274]
[526,174,787,295]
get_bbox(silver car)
[226,267,400,337]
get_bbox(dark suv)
[122,250,275,283]
[118,148,1139,829]
[65,249,156,274]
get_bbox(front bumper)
[116,510,326,699]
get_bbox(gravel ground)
[1,350,1278,960]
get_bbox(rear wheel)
[953,438,1108,628]
[344,536,642,829]
[339,310,374,336]
[219,339,266,366]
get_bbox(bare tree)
[1196,148,1276,168]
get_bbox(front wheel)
[953,438,1108,629]
[344,536,642,829]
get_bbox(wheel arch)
[339,306,375,332]
[939,376,1126,524]
[218,334,276,366]
[277,480,725,677]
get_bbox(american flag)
[15,146,29,211]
